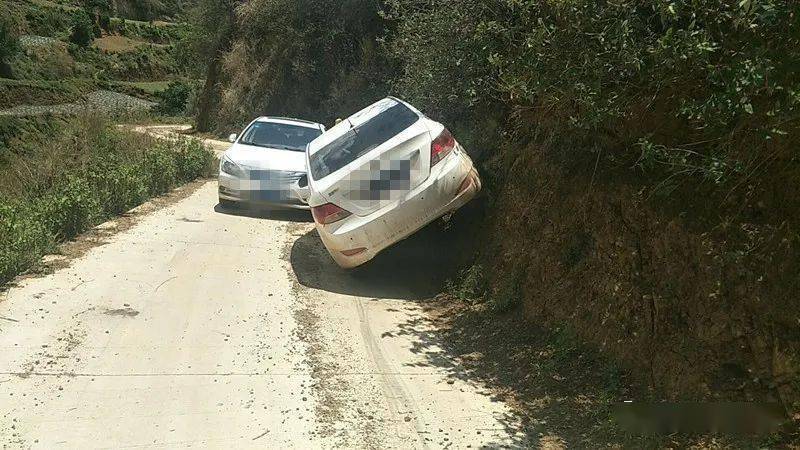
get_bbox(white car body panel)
[218,117,325,210]
[306,97,481,268]
[225,144,307,172]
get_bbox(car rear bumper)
[218,176,310,210]
[316,151,481,268]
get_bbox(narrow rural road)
[0,131,527,448]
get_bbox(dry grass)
[92,35,167,53]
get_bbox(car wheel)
[219,198,238,209]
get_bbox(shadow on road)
[289,203,481,301]
[214,203,313,223]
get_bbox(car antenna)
[347,119,359,136]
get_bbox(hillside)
[189,0,800,443]
[1,0,196,108]
[1,0,202,156]
[1,0,797,444]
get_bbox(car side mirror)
[228,133,237,143]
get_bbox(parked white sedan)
[218,117,325,210]
[306,97,481,268]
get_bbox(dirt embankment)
[480,144,800,422]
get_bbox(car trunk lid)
[314,125,432,216]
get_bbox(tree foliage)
[156,80,194,115]
[69,11,95,48]
[387,0,800,183]
[195,0,800,185]
[0,13,20,78]
[212,0,390,131]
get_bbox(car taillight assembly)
[311,203,352,225]
[430,128,455,166]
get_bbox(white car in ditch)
[305,97,481,268]
[218,117,325,210]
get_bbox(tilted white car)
[306,97,482,268]
[218,117,325,210]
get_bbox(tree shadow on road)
[286,200,775,448]
[286,201,624,446]
[389,298,638,448]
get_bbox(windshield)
[239,122,322,152]
[309,102,419,179]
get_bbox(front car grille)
[247,170,304,184]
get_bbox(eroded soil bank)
[473,143,799,443]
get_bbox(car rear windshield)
[309,102,420,179]
[239,122,322,152]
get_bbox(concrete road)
[0,137,526,449]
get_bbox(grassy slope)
[0,116,216,285]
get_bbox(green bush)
[19,6,74,38]
[0,203,54,283]
[142,143,179,194]
[175,138,215,180]
[34,175,101,240]
[446,264,485,303]
[0,14,20,78]
[0,117,216,285]
[156,80,193,115]
[69,10,94,47]
[387,0,800,184]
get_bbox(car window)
[239,122,322,152]
[309,102,420,179]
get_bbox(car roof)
[254,116,324,130]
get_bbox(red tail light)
[311,203,352,225]
[431,128,455,166]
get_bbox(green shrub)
[386,0,800,184]
[156,80,193,116]
[20,6,74,38]
[0,14,20,78]
[446,264,485,303]
[69,11,94,47]
[175,137,216,181]
[34,175,101,240]
[142,143,179,195]
[0,203,54,283]
[85,154,148,215]
[0,116,216,286]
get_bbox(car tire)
[219,198,238,210]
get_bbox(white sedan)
[305,97,481,268]
[218,117,325,210]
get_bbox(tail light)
[431,128,455,166]
[311,203,352,225]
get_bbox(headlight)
[220,156,246,178]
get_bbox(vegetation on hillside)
[1,0,797,440]
[187,0,800,428]
[0,15,20,77]
[0,0,209,286]
[1,0,199,115]
[0,115,215,285]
